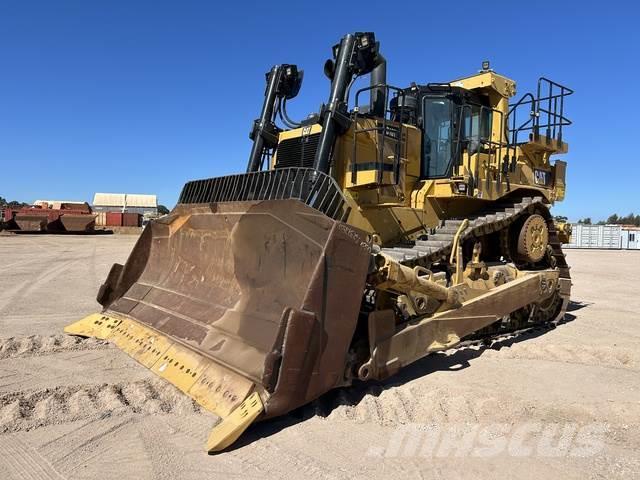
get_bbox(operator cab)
[391,85,493,180]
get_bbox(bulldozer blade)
[65,198,371,452]
[14,213,48,232]
[59,213,96,232]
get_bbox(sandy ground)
[0,235,639,479]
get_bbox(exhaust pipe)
[370,54,386,117]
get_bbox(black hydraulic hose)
[281,98,303,128]
[277,99,299,130]
[343,76,357,106]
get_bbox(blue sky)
[0,0,637,221]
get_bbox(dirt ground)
[0,235,638,479]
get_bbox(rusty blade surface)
[99,199,371,416]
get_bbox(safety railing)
[507,77,573,147]
[178,167,350,221]
[504,77,573,177]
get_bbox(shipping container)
[565,224,622,249]
[106,212,123,227]
[122,212,142,227]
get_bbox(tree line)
[0,196,29,208]
[577,213,640,226]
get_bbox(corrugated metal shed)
[93,193,157,208]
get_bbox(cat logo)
[302,126,312,136]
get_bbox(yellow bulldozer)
[65,32,573,453]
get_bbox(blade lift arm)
[246,64,303,172]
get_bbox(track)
[380,196,572,334]
[0,379,202,434]
[0,335,110,361]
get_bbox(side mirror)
[287,69,303,99]
[323,59,335,80]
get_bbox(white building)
[33,200,87,209]
[621,227,640,250]
[92,193,158,216]
[565,224,640,250]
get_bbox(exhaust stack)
[370,53,387,117]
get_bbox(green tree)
[577,217,592,225]
[618,212,637,225]
[157,205,170,215]
[0,197,29,209]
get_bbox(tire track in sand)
[482,342,639,369]
[0,379,202,433]
[0,335,111,360]
[0,434,66,480]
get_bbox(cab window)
[422,97,453,178]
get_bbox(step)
[427,233,455,242]
[415,240,449,249]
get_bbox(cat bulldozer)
[66,32,573,453]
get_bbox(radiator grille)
[274,133,320,169]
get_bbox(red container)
[122,212,141,227]
[106,212,123,226]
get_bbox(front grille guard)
[178,167,350,221]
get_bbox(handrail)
[507,77,573,146]
[352,84,408,186]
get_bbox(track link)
[379,196,572,336]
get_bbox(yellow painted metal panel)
[120,322,175,368]
[151,343,213,394]
[206,392,264,453]
[188,361,254,417]
[63,312,122,339]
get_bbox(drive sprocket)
[517,213,549,263]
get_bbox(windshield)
[462,104,492,151]
[422,97,453,178]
